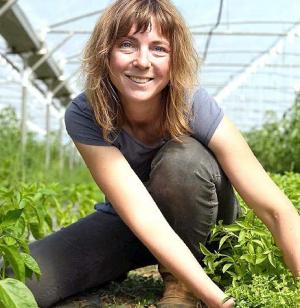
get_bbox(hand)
[207,297,235,308]
[222,297,235,308]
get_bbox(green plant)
[200,172,300,306]
[245,91,300,173]
[227,275,300,307]
[0,182,103,307]
[0,106,92,186]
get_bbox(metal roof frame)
[0,0,73,105]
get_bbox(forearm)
[235,171,300,277]
[267,204,300,277]
[234,166,300,277]
[211,134,300,277]
[119,195,233,307]
[237,174,300,277]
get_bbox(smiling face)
[108,17,171,107]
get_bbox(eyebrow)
[120,35,170,47]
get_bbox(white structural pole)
[20,67,31,180]
[20,68,30,150]
[45,92,53,170]
[58,116,64,175]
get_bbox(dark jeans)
[26,136,240,307]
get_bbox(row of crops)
[0,92,300,307]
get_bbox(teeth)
[128,76,152,84]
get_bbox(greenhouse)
[0,0,300,307]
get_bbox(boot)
[157,263,205,308]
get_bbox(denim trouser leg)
[25,136,240,307]
[26,212,156,307]
[146,136,240,262]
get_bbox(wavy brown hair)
[82,0,199,142]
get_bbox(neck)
[121,97,162,130]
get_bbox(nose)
[133,48,151,69]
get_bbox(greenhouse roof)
[0,0,300,136]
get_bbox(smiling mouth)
[125,75,154,84]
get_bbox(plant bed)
[52,265,162,308]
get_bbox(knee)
[149,136,220,186]
[147,136,222,215]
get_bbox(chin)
[122,92,161,103]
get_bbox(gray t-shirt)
[65,87,223,183]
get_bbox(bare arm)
[208,116,300,277]
[75,142,234,308]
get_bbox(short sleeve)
[189,88,224,146]
[64,92,111,146]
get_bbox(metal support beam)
[189,20,298,29]
[214,23,300,102]
[20,67,29,180]
[49,9,104,29]
[192,31,296,37]
[20,83,27,150]
[52,68,80,96]
[31,33,74,74]
[0,0,17,17]
[58,116,64,175]
[45,93,52,170]
[49,29,91,35]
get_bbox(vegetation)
[201,173,300,307]
[0,107,103,307]
[1,99,300,306]
[246,92,300,173]
[0,107,93,186]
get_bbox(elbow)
[265,203,298,233]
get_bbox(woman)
[26,0,300,307]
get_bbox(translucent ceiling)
[0,0,300,136]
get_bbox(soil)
[52,265,163,308]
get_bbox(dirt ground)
[52,265,163,308]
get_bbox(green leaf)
[199,243,212,256]
[219,234,231,250]
[0,278,38,308]
[255,255,267,265]
[252,239,264,248]
[0,245,25,283]
[3,236,16,246]
[248,243,255,255]
[13,192,22,207]
[20,253,41,279]
[223,225,241,232]
[0,210,23,229]
[12,217,26,239]
[252,229,268,237]
[222,263,232,273]
[268,253,276,267]
[44,213,53,230]
[238,230,247,244]
[29,223,44,240]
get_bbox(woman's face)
[109,17,170,106]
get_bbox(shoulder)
[189,87,224,146]
[65,92,91,116]
[191,87,217,108]
[64,92,109,146]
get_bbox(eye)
[119,40,134,49]
[153,45,169,55]
[155,46,165,52]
